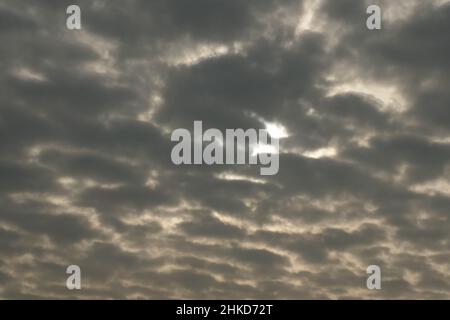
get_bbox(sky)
[0,0,449,299]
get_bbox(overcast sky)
[0,0,449,299]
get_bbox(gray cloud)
[0,0,449,299]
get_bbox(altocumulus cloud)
[0,0,449,299]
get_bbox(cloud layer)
[0,0,449,299]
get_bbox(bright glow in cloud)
[327,80,408,112]
[303,147,337,159]
[265,122,289,139]
[252,144,279,156]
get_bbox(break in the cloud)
[0,0,449,299]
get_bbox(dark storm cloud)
[0,197,98,244]
[343,134,450,183]
[178,213,246,239]
[0,6,36,32]
[0,227,21,255]
[254,223,386,264]
[319,93,390,130]
[157,33,328,132]
[76,184,176,214]
[411,87,450,132]
[320,0,450,133]
[0,160,56,192]
[38,149,145,184]
[82,0,303,44]
[0,0,449,299]
[166,172,280,216]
